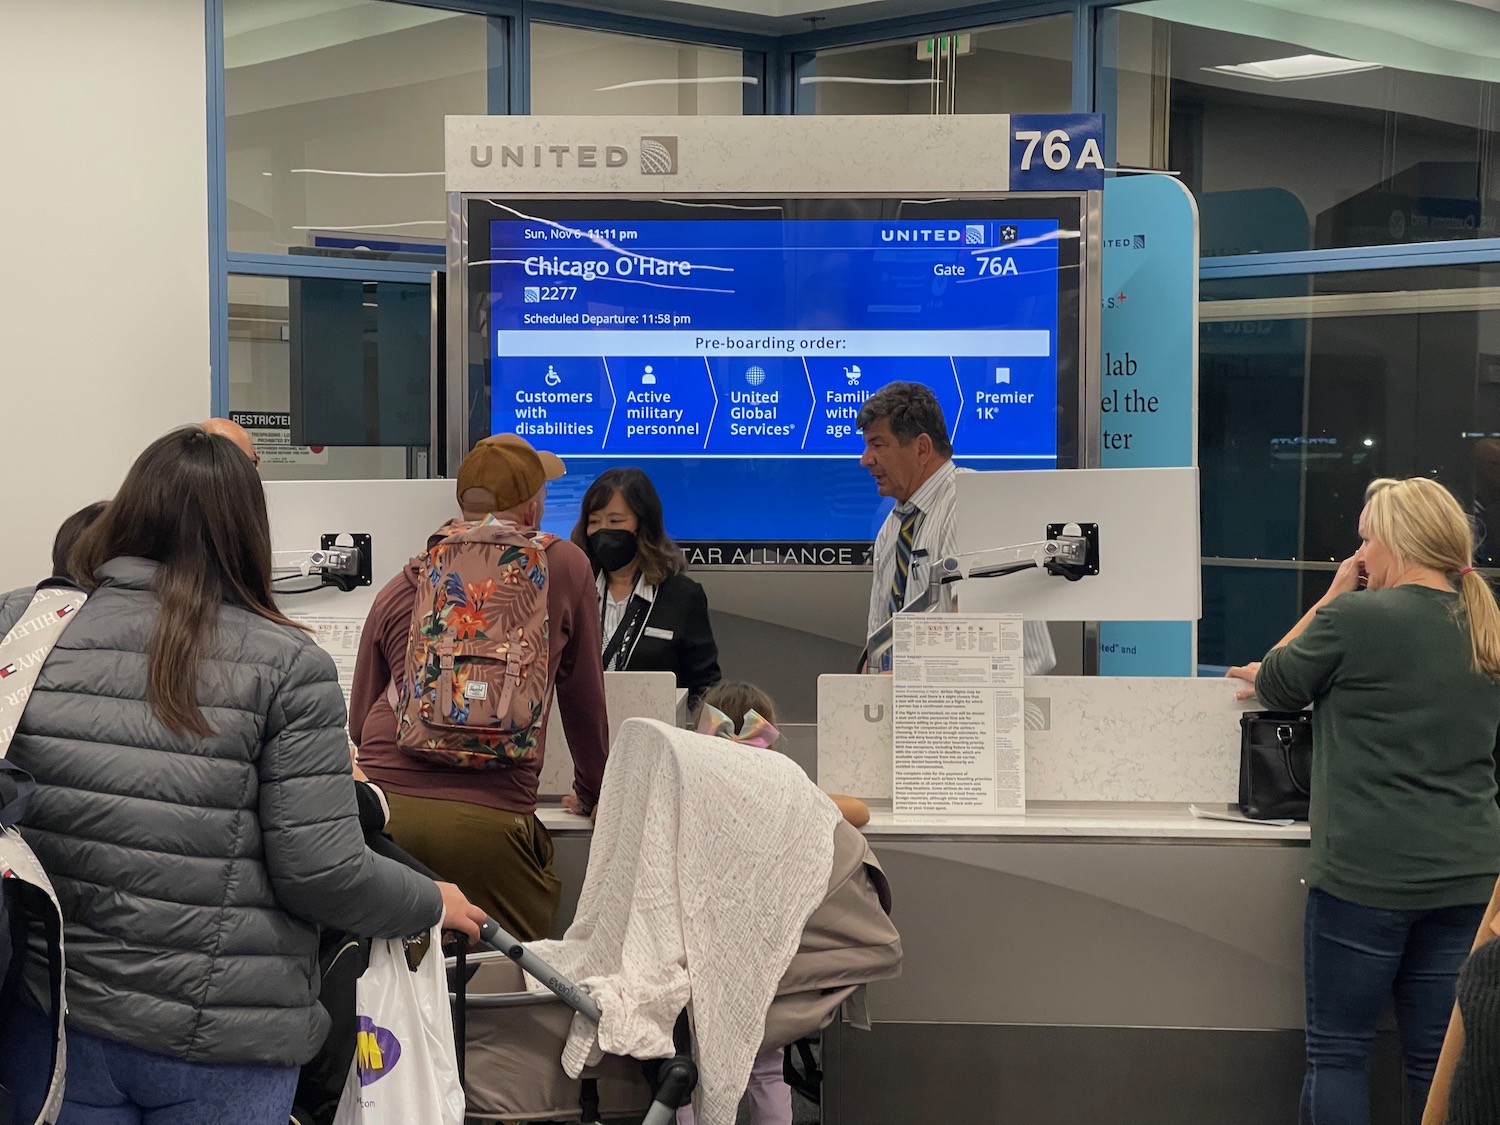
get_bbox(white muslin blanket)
[526,717,840,1125]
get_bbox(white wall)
[0,0,210,593]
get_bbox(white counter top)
[860,803,1309,841]
[538,805,596,834]
[536,802,1309,843]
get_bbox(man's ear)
[915,433,933,460]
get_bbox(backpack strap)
[0,585,88,762]
[0,584,82,1124]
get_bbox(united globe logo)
[640,136,679,175]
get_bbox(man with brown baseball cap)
[348,434,608,940]
[458,432,567,516]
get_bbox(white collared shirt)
[602,590,631,652]
[867,460,1057,675]
[596,573,658,661]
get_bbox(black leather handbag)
[1238,711,1313,820]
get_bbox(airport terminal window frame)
[1089,1,1500,668]
[209,0,782,467]
[208,0,1114,439]
[208,0,1500,665]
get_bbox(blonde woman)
[1228,478,1500,1125]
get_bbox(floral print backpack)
[395,517,557,767]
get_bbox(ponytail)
[1364,477,1500,681]
[1458,569,1500,681]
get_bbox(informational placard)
[288,614,364,710]
[490,218,1061,463]
[892,613,1026,815]
[1096,175,1199,676]
[230,411,328,466]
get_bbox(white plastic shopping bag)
[332,927,464,1125]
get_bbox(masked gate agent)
[0,426,483,1125]
[571,467,721,709]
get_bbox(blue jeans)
[0,998,297,1125]
[1301,888,1484,1125]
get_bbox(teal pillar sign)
[1098,175,1199,676]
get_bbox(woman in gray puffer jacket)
[0,427,485,1125]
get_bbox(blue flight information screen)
[478,205,1079,544]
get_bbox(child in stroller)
[452,706,900,1125]
[687,681,869,1125]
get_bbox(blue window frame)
[208,0,1500,659]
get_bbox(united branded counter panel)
[538,676,1407,1125]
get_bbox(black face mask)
[589,529,639,574]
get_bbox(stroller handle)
[471,914,604,1026]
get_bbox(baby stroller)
[451,719,903,1125]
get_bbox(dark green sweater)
[1257,586,1500,910]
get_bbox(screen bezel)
[448,191,1098,552]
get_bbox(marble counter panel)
[819,674,1251,804]
[538,673,684,797]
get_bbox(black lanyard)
[601,584,651,672]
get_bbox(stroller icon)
[844,365,862,386]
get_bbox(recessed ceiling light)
[1205,54,1382,82]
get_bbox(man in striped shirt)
[857,382,1057,674]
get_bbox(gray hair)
[855,382,953,457]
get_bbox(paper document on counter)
[1188,804,1295,828]
[892,613,1025,815]
[289,614,364,711]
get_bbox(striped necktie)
[888,504,921,618]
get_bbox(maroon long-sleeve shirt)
[349,532,609,814]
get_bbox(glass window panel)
[1102,1,1500,252]
[1199,262,1500,661]
[228,274,429,480]
[802,15,1073,116]
[1200,563,1335,668]
[224,0,492,255]
[530,24,750,116]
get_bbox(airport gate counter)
[249,115,1409,1125]
[529,672,1343,1125]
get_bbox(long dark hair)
[70,427,302,736]
[570,467,686,586]
[51,501,108,578]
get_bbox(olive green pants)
[384,792,561,942]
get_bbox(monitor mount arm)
[900,522,1100,615]
[270,533,373,593]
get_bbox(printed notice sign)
[892,613,1025,815]
[289,615,364,710]
[229,411,329,466]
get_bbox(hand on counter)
[1226,662,1261,702]
[562,793,594,818]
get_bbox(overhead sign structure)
[446,115,1102,556]
[445,114,1104,195]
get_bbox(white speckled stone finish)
[538,673,684,797]
[818,674,895,800]
[819,674,1250,804]
[445,115,1014,194]
[537,803,1308,842]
